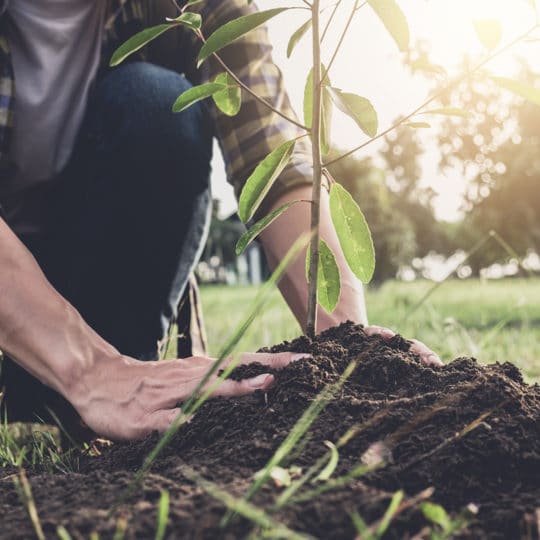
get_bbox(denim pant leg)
[1,62,213,424]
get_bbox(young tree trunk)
[306,0,323,338]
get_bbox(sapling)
[111,0,540,338]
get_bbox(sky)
[210,0,539,220]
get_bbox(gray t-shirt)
[3,0,105,229]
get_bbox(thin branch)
[321,0,365,85]
[321,0,342,43]
[195,31,309,131]
[324,23,540,167]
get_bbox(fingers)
[364,325,396,339]
[210,373,275,398]
[365,325,443,367]
[409,338,443,366]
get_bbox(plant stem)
[321,0,342,43]
[306,0,323,337]
[321,0,363,86]
[324,22,539,167]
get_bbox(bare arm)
[0,218,305,440]
[259,186,442,366]
[260,185,368,334]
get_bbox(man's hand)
[69,351,309,441]
[364,325,443,366]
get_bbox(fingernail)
[292,353,312,362]
[249,373,273,388]
[424,353,442,366]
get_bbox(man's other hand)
[364,325,443,367]
[70,352,310,442]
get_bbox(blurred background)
[196,0,540,380]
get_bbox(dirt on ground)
[1,322,539,539]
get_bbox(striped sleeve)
[183,0,313,216]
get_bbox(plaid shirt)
[0,0,313,356]
[0,0,313,210]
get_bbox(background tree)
[428,58,540,273]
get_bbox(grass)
[200,278,540,382]
[1,276,537,538]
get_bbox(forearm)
[260,185,368,333]
[0,218,118,400]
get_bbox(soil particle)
[1,322,539,539]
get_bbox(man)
[0,0,440,442]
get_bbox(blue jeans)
[1,62,213,424]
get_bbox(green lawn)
[200,278,540,382]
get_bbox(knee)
[90,63,213,165]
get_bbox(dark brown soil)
[1,322,539,539]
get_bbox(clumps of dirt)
[1,322,539,539]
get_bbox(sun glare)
[414,0,534,67]
[214,0,540,220]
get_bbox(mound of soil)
[1,322,539,539]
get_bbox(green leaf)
[316,441,340,481]
[376,490,404,536]
[172,82,226,113]
[56,526,72,540]
[287,18,312,58]
[421,502,452,532]
[155,490,170,540]
[329,88,378,138]
[409,58,447,77]
[110,25,175,66]
[236,201,299,255]
[473,19,502,51]
[305,240,341,312]
[405,121,431,128]
[350,511,374,540]
[304,67,333,154]
[212,73,242,116]
[198,8,289,67]
[368,0,410,52]
[422,107,472,118]
[329,183,375,283]
[321,86,333,156]
[303,70,313,129]
[166,12,202,29]
[491,76,540,106]
[238,140,296,223]
[317,240,340,313]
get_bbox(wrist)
[53,307,122,406]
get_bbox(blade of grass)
[273,393,439,510]
[13,469,45,540]
[400,400,509,472]
[290,462,380,505]
[354,487,434,540]
[222,360,357,526]
[177,463,314,540]
[113,517,128,540]
[283,388,477,507]
[57,526,73,540]
[155,490,170,540]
